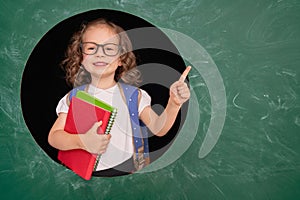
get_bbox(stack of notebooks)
[58,90,117,180]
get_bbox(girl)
[48,18,191,177]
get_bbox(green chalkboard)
[1,0,300,199]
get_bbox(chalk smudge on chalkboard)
[232,93,247,110]
[32,9,48,24]
[0,87,20,124]
[207,178,226,198]
[262,128,273,143]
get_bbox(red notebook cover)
[58,97,111,180]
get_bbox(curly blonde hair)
[61,18,141,87]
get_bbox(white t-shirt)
[56,84,151,171]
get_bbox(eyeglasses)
[81,42,121,56]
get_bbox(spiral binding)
[104,109,117,135]
[93,108,118,171]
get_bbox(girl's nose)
[95,46,105,57]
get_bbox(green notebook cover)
[76,90,116,112]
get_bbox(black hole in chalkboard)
[20,9,188,177]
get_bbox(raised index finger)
[179,66,191,82]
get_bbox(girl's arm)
[140,66,191,137]
[48,113,111,154]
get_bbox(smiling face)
[81,24,122,85]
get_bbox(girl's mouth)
[93,62,108,67]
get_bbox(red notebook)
[58,91,117,180]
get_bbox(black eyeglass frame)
[80,42,122,56]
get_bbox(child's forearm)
[49,120,110,154]
[48,130,83,151]
[151,99,181,137]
